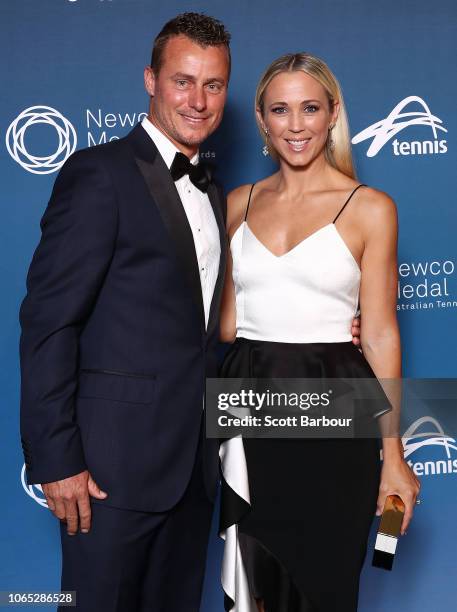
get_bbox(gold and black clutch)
[372,494,405,570]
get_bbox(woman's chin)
[277,146,325,169]
[281,152,312,167]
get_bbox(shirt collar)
[141,116,199,170]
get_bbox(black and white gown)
[219,184,392,612]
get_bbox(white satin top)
[230,184,365,344]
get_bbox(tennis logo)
[401,416,457,477]
[352,96,448,157]
[6,106,77,174]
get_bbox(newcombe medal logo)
[6,106,77,174]
[21,464,48,508]
[352,96,448,157]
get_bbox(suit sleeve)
[19,149,118,485]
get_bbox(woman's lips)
[285,138,311,152]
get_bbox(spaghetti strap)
[333,183,367,223]
[244,183,256,221]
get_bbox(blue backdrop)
[1,1,456,610]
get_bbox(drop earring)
[328,124,335,151]
[262,127,270,156]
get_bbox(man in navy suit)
[20,13,230,611]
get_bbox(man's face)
[144,35,229,156]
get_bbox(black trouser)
[59,435,214,612]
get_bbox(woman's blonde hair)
[255,52,356,179]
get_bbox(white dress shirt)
[141,117,221,330]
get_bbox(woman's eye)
[304,105,319,113]
[271,107,286,114]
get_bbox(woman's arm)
[359,188,401,427]
[359,188,420,534]
[220,246,237,343]
[219,185,252,343]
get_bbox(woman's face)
[258,70,338,167]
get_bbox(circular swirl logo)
[6,105,77,175]
[21,464,48,508]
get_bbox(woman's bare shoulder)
[226,184,254,231]
[227,184,254,208]
[357,185,398,234]
[227,175,278,231]
[359,185,397,216]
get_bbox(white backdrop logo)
[21,464,48,508]
[397,258,456,313]
[352,96,448,157]
[400,416,457,477]
[6,105,77,174]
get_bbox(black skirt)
[219,338,390,612]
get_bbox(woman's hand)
[351,316,361,346]
[377,457,421,535]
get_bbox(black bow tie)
[170,152,212,193]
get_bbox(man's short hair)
[151,12,231,76]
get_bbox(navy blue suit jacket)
[19,124,227,512]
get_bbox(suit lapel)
[206,182,227,339]
[128,125,205,332]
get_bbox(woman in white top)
[218,53,420,612]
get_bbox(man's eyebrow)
[170,72,196,81]
[204,77,226,84]
[170,72,226,85]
